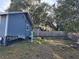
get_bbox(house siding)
[0,15,6,37]
[7,13,32,37]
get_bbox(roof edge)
[0,11,28,15]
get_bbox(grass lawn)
[0,39,79,59]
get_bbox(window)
[26,24,30,31]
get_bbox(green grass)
[0,39,79,59]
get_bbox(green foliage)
[8,0,32,11]
[29,3,51,25]
[54,0,79,32]
[34,37,47,44]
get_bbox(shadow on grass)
[7,38,31,46]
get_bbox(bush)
[34,37,47,44]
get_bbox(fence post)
[31,31,33,42]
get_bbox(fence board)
[33,30,79,42]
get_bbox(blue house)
[0,12,33,45]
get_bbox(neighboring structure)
[0,12,33,45]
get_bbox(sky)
[0,0,11,12]
[0,0,57,12]
[41,0,57,6]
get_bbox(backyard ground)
[0,38,79,59]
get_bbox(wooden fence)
[33,30,79,42]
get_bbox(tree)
[8,0,41,11]
[54,0,79,32]
[29,3,52,25]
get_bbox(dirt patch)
[46,39,65,45]
[0,39,79,59]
